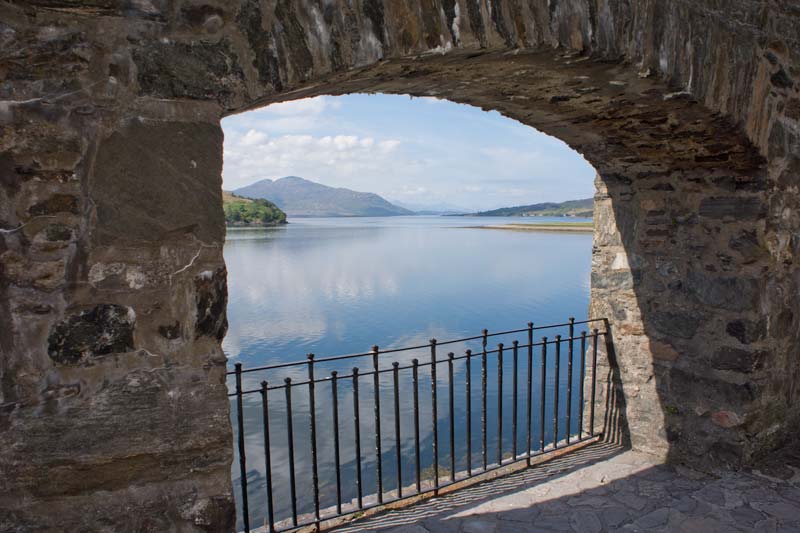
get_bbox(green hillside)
[471,198,593,217]
[223,191,287,226]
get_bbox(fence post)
[566,318,575,446]
[465,350,472,475]
[553,336,561,449]
[284,378,298,527]
[430,338,439,493]
[497,343,504,465]
[392,362,402,498]
[259,381,275,533]
[353,368,363,509]
[448,352,456,481]
[331,371,342,515]
[372,345,383,504]
[526,323,533,465]
[307,354,320,526]
[234,363,250,532]
[481,330,488,470]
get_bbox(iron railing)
[228,318,609,532]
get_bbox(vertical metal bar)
[590,329,599,437]
[567,328,574,446]
[234,363,250,532]
[307,355,320,524]
[465,349,472,476]
[259,382,275,533]
[526,323,533,465]
[481,330,488,470]
[539,338,547,452]
[448,352,455,482]
[497,343,504,465]
[412,359,421,494]
[512,340,518,460]
[372,346,383,504]
[392,362,402,499]
[284,378,298,527]
[568,319,575,444]
[579,331,587,440]
[553,335,561,450]
[331,371,342,515]
[352,368,363,509]
[430,339,439,491]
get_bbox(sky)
[221,94,596,212]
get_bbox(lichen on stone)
[47,304,136,364]
[194,268,228,340]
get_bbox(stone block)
[685,271,759,312]
[651,311,704,339]
[709,347,766,373]
[698,197,766,220]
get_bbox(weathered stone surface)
[132,39,246,104]
[651,311,704,340]
[47,304,135,364]
[726,319,766,345]
[158,321,181,340]
[195,268,228,341]
[685,272,759,312]
[710,347,766,373]
[27,194,79,216]
[698,197,766,220]
[91,120,225,246]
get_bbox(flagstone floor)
[332,442,800,533]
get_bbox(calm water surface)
[224,216,592,529]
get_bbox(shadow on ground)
[332,440,800,533]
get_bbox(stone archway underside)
[1,2,798,531]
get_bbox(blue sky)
[222,94,595,211]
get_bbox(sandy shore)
[465,222,593,233]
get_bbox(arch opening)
[220,92,599,529]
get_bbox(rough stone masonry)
[0,1,798,531]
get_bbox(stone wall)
[1,1,798,530]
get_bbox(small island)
[223,191,287,226]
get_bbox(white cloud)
[240,129,267,146]
[418,96,446,105]
[222,130,402,190]
[261,96,338,116]
[378,139,401,151]
[226,96,342,134]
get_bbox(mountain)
[469,198,594,217]
[233,176,414,217]
[223,191,287,226]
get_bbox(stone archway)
[1,2,798,531]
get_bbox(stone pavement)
[332,443,800,532]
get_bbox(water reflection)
[224,216,592,529]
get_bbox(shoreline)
[464,222,593,233]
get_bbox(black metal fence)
[229,318,609,532]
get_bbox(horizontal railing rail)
[230,318,610,532]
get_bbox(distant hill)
[223,191,287,226]
[470,198,593,218]
[391,199,468,216]
[234,176,413,217]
